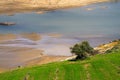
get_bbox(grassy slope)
[0,50,120,80]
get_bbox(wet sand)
[0,33,71,72]
[0,34,17,42]
[0,46,43,68]
[0,46,69,73]
[21,33,41,41]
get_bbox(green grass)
[0,50,120,80]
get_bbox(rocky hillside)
[94,39,120,53]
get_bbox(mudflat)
[0,33,70,73]
[21,33,41,41]
[0,34,17,42]
[0,46,69,72]
[0,46,43,69]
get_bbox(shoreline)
[0,55,69,73]
[0,33,71,73]
[0,0,118,73]
[0,0,109,15]
[0,33,119,73]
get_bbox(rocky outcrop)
[94,39,120,54]
[0,22,16,26]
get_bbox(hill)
[0,49,120,80]
[0,0,109,14]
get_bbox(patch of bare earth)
[0,68,6,73]
[84,63,91,80]
[25,56,69,67]
[0,46,44,71]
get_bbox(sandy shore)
[0,0,109,14]
[21,33,41,41]
[0,46,69,73]
[0,46,43,68]
[0,33,71,73]
[0,34,17,42]
[0,33,118,73]
[25,56,69,67]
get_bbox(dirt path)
[25,56,69,67]
[84,63,91,80]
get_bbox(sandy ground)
[0,34,17,42]
[0,33,41,42]
[0,46,69,73]
[25,56,69,67]
[0,33,71,73]
[0,46,43,68]
[0,0,109,14]
[21,33,41,41]
[0,33,62,42]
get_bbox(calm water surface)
[0,1,120,46]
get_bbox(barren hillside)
[0,0,109,14]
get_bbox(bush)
[70,41,94,60]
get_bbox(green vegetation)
[0,49,120,80]
[70,41,94,59]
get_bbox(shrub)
[70,41,94,60]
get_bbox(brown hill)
[0,0,109,14]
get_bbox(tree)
[70,41,94,60]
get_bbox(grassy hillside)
[0,49,120,80]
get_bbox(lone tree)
[70,41,94,60]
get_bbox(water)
[0,1,120,34]
[0,1,120,68]
[0,1,120,46]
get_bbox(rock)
[94,40,120,53]
[0,22,16,26]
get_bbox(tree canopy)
[70,41,94,59]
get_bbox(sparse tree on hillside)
[70,41,94,60]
